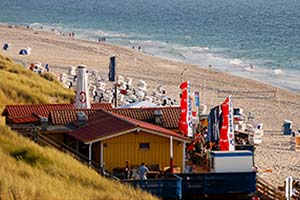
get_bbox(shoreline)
[1,22,300,130]
[1,22,299,94]
[1,23,300,187]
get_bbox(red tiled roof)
[50,106,180,128]
[90,103,112,110]
[68,110,189,144]
[2,103,112,119]
[50,109,98,125]
[111,107,180,129]
[2,104,73,118]
[7,115,40,124]
[112,113,188,141]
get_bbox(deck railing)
[256,177,285,200]
[9,125,119,181]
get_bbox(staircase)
[256,177,285,200]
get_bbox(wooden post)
[76,141,79,152]
[88,143,92,166]
[100,141,104,171]
[114,83,118,108]
[170,136,174,174]
[182,141,186,173]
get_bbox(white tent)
[119,100,158,108]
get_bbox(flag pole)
[108,56,117,107]
[114,82,118,107]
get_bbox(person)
[137,162,149,180]
[68,81,73,89]
[124,160,131,179]
[45,64,49,72]
[3,43,9,51]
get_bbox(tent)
[19,49,28,55]
[119,100,158,108]
[19,47,31,55]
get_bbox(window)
[139,143,150,151]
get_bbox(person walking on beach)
[137,162,149,180]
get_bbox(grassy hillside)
[0,54,74,121]
[0,126,157,200]
[0,54,158,200]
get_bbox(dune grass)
[0,126,157,200]
[0,54,74,123]
[0,54,158,200]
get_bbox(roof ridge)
[99,110,139,128]
[112,112,170,132]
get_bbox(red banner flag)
[219,96,235,151]
[178,81,193,137]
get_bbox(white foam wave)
[29,22,44,28]
[244,66,255,72]
[229,58,242,66]
[174,46,209,52]
[273,68,283,74]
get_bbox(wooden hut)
[67,110,190,174]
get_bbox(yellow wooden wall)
[102,131,183,173]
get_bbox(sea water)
[1,0,300,92]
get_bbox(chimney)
[77,111,88,121]
[74,65,91,109]
[40,117,48,131]
[76,111,88,126]
[154,109,163,126]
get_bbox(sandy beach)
[1,24,300,187]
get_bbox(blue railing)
[122,172,256,199]
[177,172,256,195]
[122,174,182,199]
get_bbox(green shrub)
[10,147,51,167]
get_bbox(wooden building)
[67,110,190,173]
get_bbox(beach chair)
[125,77,133,86]
[117,75,124,83]
[68,65,76,76]
[251,123,264,145]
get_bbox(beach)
[1,24,300,187]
